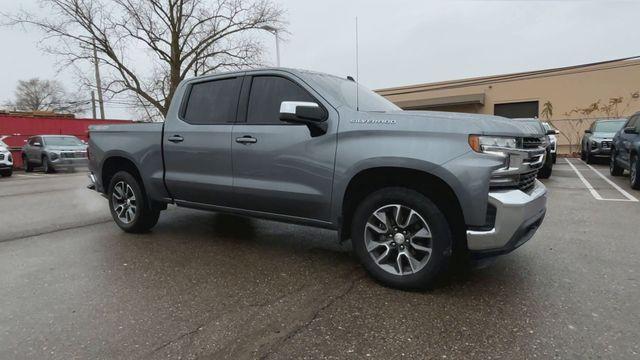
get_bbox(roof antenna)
[355,16,359,112]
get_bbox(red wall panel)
[0,114,133,169]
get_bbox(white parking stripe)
[581,160,639,202]
[564,158,604,200]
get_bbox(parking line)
[564,158,604,200]
[581,160,639,202]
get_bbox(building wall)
[378,59,640,154]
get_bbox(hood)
[369,110,543,137]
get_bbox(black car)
[581,119,626,164]
[512,118,555,179]
[610,112,640,189]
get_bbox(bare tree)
[10,78,86,113]
[9,0,286,119]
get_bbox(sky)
[0,0,638,119]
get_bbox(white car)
[542,122,558,164]
[0,139,14,177]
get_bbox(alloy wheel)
[364,204,433,276]
[112,181,137,224]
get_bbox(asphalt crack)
[257,271,365,360]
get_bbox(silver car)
[22,135,88,173]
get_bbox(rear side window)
[182,77,242,125]
[246,76,315,125]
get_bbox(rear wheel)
[23,155,33,172]
[610,150,623,176]
[351,187,452,290]
[631,155,640,190]
[108,171,160,233]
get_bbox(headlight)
[48,151,59,160]
[468,135,517,155]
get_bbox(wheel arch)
[338,165,467,253]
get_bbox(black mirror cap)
[546,129,556,135]
[624,127,639,134]
[585,129,592,134]
[296,105,327,122]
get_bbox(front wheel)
[631,155,640,190]
[42,156,55,173]
[351,187,452,290]
[108,171,160,233]
[0,169,12,177]
[610,151,623,176]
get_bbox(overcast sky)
[1,0,638,119]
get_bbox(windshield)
[542,122,552,131]
[302,72,400,112]
[44,136,83,146]
[594,120,626,133]
[0,140,8,149]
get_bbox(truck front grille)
[521,137,544,149]
[518,170,538,193]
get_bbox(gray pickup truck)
[88,68,547,289]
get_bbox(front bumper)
[467,180,547,256]
[50,158,89,168]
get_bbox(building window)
[494,101,539,119]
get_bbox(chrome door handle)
[168,135,184,143]
[235,136,257,144]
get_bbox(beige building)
[377,58,640,154]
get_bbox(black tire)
[537,164,552,179]
[108,171,160,233]
[42,156,55,173]
[580,144,586,161]
[610,150,623,176]
[585,149,593,164]
[552,153,557,164]
[23,156,33,172]
[631,155,640,190]
[351,187,452,290]
[0,169,12,177]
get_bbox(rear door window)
[182,77,242,125]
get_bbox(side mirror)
[624,127,639,135]
[279,101,328,136]
[584,129,592,134]
[33,142,42,147]
[546,129,556,136]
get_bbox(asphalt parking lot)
[1,160,639,359]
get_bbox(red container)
[0,113,132,169]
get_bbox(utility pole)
[91,91,97,119]
[260,26,280,67]
[92,38,105,119]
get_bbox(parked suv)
[610,112,640,189]
[88,68,548,289]
[581,119,626,164]
[22,135,88,173]
[0,139,13,177]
